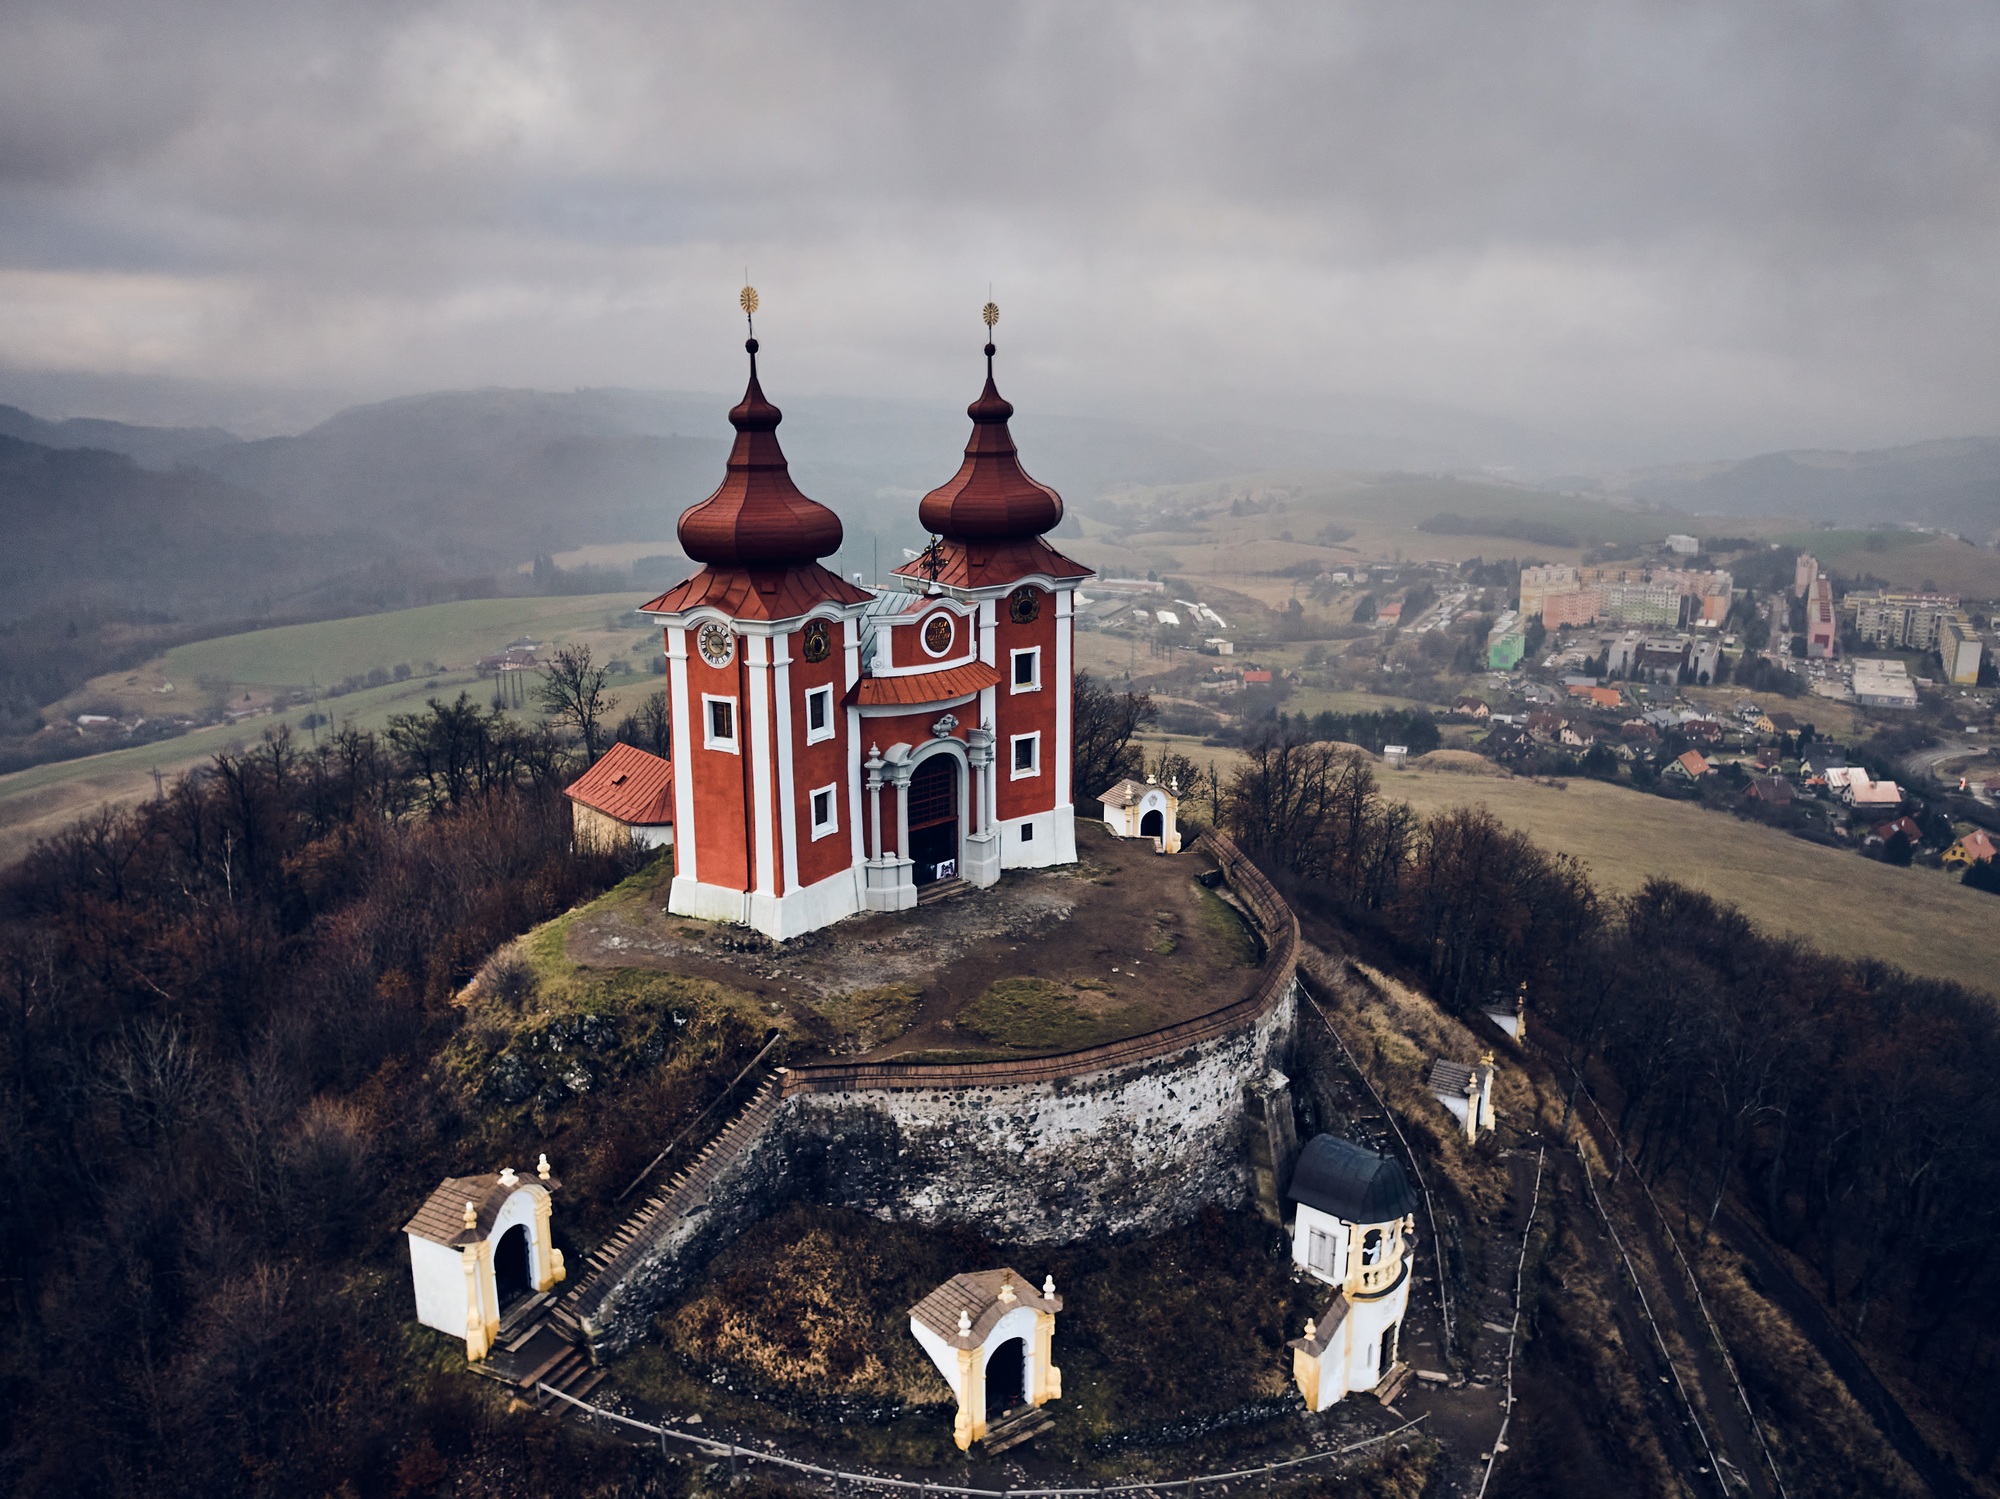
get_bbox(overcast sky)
[3,0,1997,460]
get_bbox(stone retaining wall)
[583,832,1300,1355]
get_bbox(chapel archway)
[908,755,961,885]
[494,1223,532,1307]
[985,1336,1026,1420]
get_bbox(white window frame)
[803,683,835,744]
[808,782,839,840]
[702,694,739,753]
[1010,646,1042,693]
[1010,731,1041,779]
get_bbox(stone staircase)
[472,1074,784,1397]
[978,1403,1055,1455]
[563,1075,784,1334]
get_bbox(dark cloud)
[1,0,1997,460]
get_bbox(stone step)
[917,876,967,905]
[979,1404,1054,1456]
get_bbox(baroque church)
[610,303,1092,941]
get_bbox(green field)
[4,593,675,867]
[130,593,652,696]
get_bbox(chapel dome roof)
[676,339,844,567]
[1287,1134,1416,1225]
[916,341,1064,542]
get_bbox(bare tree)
[536,645,610,763]
[614,690,673,758]
[1072,672,1154,802]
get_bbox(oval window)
[922,613,955,656]
[801,619,831,663]
[1009,586,1041,624]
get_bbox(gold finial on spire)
[741,284,758,318]
[982,300,999,330]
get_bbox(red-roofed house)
[1870,815,1922,845]
[1242,669,1273,686]
[1944,830,1997,869]
[1667,749,1712,780]
[565,742,676,851]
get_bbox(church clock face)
[1009,586,1041,624]
[697,622,735,668]
[800,619,831,663]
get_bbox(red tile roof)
[889,535,1091,591]
[640,562,871,623]
[1676,749,1711,777]
[1242,669,1273,684]
[854,660,999,708]
[564,742,674,825]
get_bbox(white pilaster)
[745,634,776,898]
[772,633,799,896]
[666,627,697,883]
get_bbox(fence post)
[729,1444,739,1483]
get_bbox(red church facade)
[637,324,1090,941]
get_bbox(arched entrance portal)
[908,756,960,885]
[1139,808,1164,840]
[985,1337,1026,1420]
[494,1223,532,1308]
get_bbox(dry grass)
[1692,1240,1929,1498]
[1383,771,2000,995]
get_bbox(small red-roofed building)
[1668,749,1712,780]
[1944,829,1997,869]
[564,741,675,851]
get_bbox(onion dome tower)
[881,301,1091,882]
[896,308,1091,594]
[641,287,872,943]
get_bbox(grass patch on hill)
[957,977,1158,1051]
[445,853,795,1236]
[811,983,925,1053]
[1199,887,1264,966]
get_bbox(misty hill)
[0,402,241,470]
[177,385,1560,574]
[1601,435,2000,539]
[0,433,381,624]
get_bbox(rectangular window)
[1011,732,1041,779]
[703,695,738,752]
[1010,646,1041,692]
[1021,822,1034,841]
[804,684,834,743]
[809,783,838,839]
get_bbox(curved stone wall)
[581,834,1300,1355]
[775,831,1300,1240]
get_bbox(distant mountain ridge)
[0,402,241,470]
[1586,435,2000,540]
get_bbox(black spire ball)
[745,337,759,354]
[983,342,996,357]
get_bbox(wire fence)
[1572,1088,1787,1498]
[1473,1145,1545,1499]
[537,1381,1429,1495]
[1577,1146,1732,1497]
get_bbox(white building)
[1428,1056,1497,1143]
[1665,533,1701,555]
[1285,1135,1416,1411]
[909,1269,1062,1450]
[1096,776,1182,852]
[404,1160,565,1362]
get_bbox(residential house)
[1667,750,1712,780]
[1745,776,1794,807]
[1451,697,1491,720]
[1841,774,1904,809]
[1242,669,1273,687]
[1943,830,1996,869]
[1566,684,1623,710]
[1870,815,1922,845]
[1559,724,1594,749]
[1524,710,1566,740]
